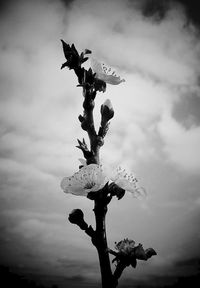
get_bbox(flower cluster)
[60,164,146,198]
[110,238,157,268]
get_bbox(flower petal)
[145,248,157,259]
[134,244,147,260]
[111,166,146,198]
[61,164,108,196]
[60,176,88,196]
[115,238,135,255]
[90,57,125,85]
[78,158,87,166]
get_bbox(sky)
[0,0,200,287]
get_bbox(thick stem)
[61,42,123,288]
[93,199,115,288]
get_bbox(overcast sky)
[0,0,200,287]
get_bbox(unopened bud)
[68,209,84,225]
[101,99,114,123]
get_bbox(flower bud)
[68,209,84,225]
[101,99,114,123]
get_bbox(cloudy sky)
[0,0,200,287]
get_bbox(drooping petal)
[60,164,108,196]
[145,248,157,259]
[90,57,125,85]
[134,244,147,260]
[111,166,146,198]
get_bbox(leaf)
[71,43,79,57]
[61,62,68,69]
[145,248,157,259]
[134,244,147,260]
[61,39,71,59]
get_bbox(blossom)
[115,238,136,256]
[101,99,114,122]
[90,57,125,85]
[110,238,157,268]
[60,164,108,196]
[61,164,146,198]
[110,166,146,198]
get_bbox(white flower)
[101,99,114,122]
[110,166,146,198]
[90,57,125,85]
[103,99,113,110]
[60,164,108,196]
[61,164,146,198]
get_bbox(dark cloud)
[0,265,99,288]
[172,92,200,129]
[61,0,74,7]
[174,0,200,28]
[57,257,97,271]
[175,257,200,270]
[141,0,170,21]
[134,0,200,29]
[1,263,200,288]
[0,0,12,14]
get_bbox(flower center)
[84,181,96,189]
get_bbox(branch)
[61,41,116,288]
[76,138,93,160]
[61,40,107,165]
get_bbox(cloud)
[59,0,200,173]
[64,0,200,86]
[0,208,98,279]
[158,113,200,172]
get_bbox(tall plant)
[60,40,156,288]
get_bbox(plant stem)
[93,199,115,288]
[61,42,119,287]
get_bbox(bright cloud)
[158,113,200,172]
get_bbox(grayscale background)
[0,0,200,287]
